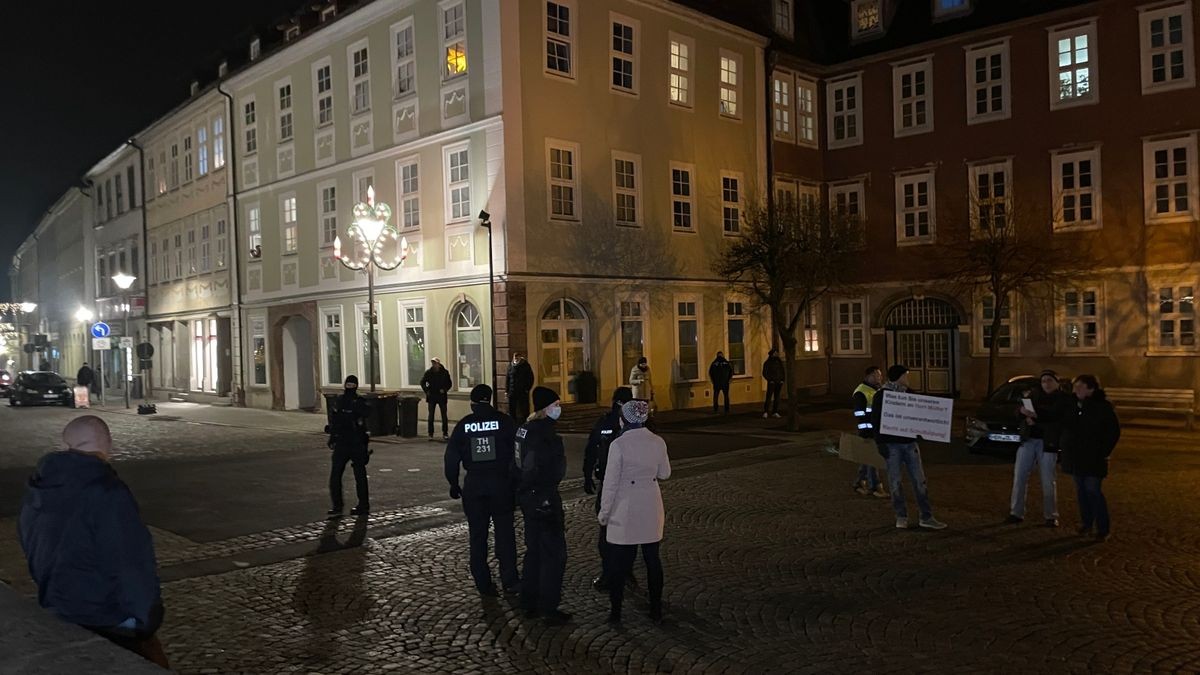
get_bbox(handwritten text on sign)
[877,390,955,443]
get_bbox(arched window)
[540,298,590,402]
[453,302,483,391]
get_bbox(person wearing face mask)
[325,374,371,516]
[514,386,570,625]
[599,399,671,625]
[629,357,653,404]
[506,352,535,422]
[445,384,521,596]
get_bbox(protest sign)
[877,390,954,443]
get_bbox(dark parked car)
[8,371,72,407]
[965,375,1069,453]
[0,369,11,397]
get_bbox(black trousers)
[508,390,530,423]
[329,446,369,510]
[764,381,783,414]
[427,401,448,437]
[593,490,612,583]
[608,541,663,616]
[463,489,519,590]
[520,504,567,613]
[713,384,730,412]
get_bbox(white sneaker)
[762,412,769,419]
[895,517,908,529]
[772,413,782,418]
[919,517,948,530]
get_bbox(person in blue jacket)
[18,415,168,667]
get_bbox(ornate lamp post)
[333,185,409,393]
[112,273,137,409]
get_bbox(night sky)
[0,0,303,301]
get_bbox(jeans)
[329,446,369,510]
[463,489,519,591]
[608,541,664,617]
[713,384,730,413]
[764,382,783,414]
[1073,475,1109,536]
[884,442,933,520]
[1009,439,1059,520]
[855,464,880,490]
[427,401,448,437]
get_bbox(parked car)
[8,371,72,407]
[965,375,1069,453]
[0,369,11,397]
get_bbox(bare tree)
[943,188,1091,394]
[714,198,859,430]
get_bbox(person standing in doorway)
[708,351,733,414]
[1059,374,1121,542]
[851,366,886,498]
[871,365,947,531]
[325,375,371,517]
[761,349,785,419]
[421,357,453,441]
[506,352,535,421]
[515,387,570,625]
[1007,370,1071,527]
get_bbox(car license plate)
[43,393,58,399]
[988,433,1021,443]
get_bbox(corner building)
[229,0,769,415]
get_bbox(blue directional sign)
[90,322,111,339]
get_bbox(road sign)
[93,337,112,351]
[90,322,111,339]
[119,337,134,349]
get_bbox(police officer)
[583,386,633,592]
[515,386,570,625]
[326,375,371,516]
[445,384,520,596]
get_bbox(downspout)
[126,139,151,398]
[217,82,246,405]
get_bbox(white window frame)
[355,301,385,387]
[1151,281,1198,352]
[799,182,821,212]
[834,298,869,356]
[827,73,863,148]
[313,59,334,128]
[724,299,750,377]
[796,75,818,147]
[775,0,795,39]
[348,40,371,116]
[197,126,209,177]
[721,171,743,236]
[146,156,157,201]
[321,308,345,386]
[1052,146,1102,231]
[243,97,257,155]
[442,0,468,82]
[895,170,936,245]
[352,168,375,205]
[115,174,125,214]
[545,1,575,79]
[965,39,1012,124]
[1139,2,1196,94]
[216,218,228,269]
[893,56,934,137]
[250,317,268,387]
[617,293,650,385]
[801,303,822,356]
[673,295,703,383]
[183,135,194,184]
[612,151,642,227]
[546,139,580,221]
[719,49,742,119]
[319,180,338,247]
[212,115,225,169]
[397,156,421,230]
[668,33,694,109]
[830,180,866,228]
[247,204,262,258]
[773,71,794,142]
[670,162,696,232]
[276,77,294,142]
[391,18,417,100]
[186,228,197,276]
[969,158,1013,235]
[1143,134,1199,223]
[852,0,883,39]
[1049,19,1099,110]
[976,292,1016,355]
[281,194,298,255]
[1059,286,1104,353]
[610,13,639,96]
[199,223,211,273]
[399,300,428,388]
[443,141,471,224]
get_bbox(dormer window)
[285,25,300,42]
[774,0,794,39]
[852,0,882,38]
[190,81,200,96]
[217,61,228,78]
[321,4,336,22]
[249,37,261,60]
[934,0,971,19]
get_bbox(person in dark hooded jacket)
[582,386,634,591]
[18,415,168,668]
[1059,374,1120,542]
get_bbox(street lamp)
[333,185,409,392]
[20,302,37,314]
[112,273,136,409]
[478,210,497,405]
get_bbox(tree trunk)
[782,335,799,432]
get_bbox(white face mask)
[546,403,562,420]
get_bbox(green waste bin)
[399,396,421,438]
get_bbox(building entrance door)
[539,299,590,403]
[885,298,960,396]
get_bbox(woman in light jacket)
[598,399,671,624]
[628,357,653,403]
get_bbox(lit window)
[802,304,821,354]
[720,52,740,118]
[251,318,267,385]
[453,302,482,390]
[671,164,694,231]
[402,304,426,387]
[282,197,297,254]
[323,310,343,386]
[197,127,209,176]
[247,206,262,257]
[1051,22,1097,107]
[853,0,881,36]
[966,41,1010,123]
[546,2,573,76]
[443,2,468,80]
[1140,4,1195,93]
[935,0,969,17]
[213,116,225,169]
[1144,136,1197,221]
[669,36,691,106]
[773,74,793,141]
[611,19,636,93]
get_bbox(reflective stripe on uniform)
[857,422,872,430]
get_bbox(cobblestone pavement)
[155,434,1200,674]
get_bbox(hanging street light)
[333,185,410,392]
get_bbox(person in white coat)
[598,398,671,624]
[628,357,653,406]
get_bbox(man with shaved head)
[18,415,168,667]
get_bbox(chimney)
[250,37,261,61]
[190,80,200,96]
[218,61,228,78]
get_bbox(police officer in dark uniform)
[583,386,633,592]
[325,375,370,517]
[515,386,570,625]
[445,384,520,596]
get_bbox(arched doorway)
[282,315,316,410]
[884,297,961,395]
[540,298,590,402]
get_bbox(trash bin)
[323,392,339,427]
[363,392,399,437]
[399,396,421,438]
